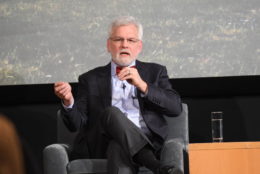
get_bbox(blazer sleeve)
[143,65,182,117]
[61,74,89,132]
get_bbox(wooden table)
[189,142,260,174]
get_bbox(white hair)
[108,16,143,40]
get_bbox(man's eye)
[110,37,139,43]
[128,39,139,43]
[128,39,135,43]
[114,38,122,42]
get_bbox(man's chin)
[112,57,135,67]
[116,62,131,67]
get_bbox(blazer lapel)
[97,63,111,107]
[136,60,148,110]
[136,60,148,81]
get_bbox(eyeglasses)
[109,37,140,44]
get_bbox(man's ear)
[106,39,111,53]
[138,40,143,53]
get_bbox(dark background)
[1,75,260,173]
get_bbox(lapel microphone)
[122,83,126,90]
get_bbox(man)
[54,16,182,174]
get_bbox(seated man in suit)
[54,16,182,174]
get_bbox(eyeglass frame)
[109,37,140,44]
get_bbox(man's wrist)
[62,98,74,109]
[138,81,148,94]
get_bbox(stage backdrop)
[0,0,259,85]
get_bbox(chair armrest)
[160,138,184,174]
[43,144,70,174]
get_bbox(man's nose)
[121,39,129,47]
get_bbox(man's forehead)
[111,24,138,34]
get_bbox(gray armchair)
[43,103,189,174]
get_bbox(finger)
[120,72,133,83]
[118,68,131,78]
[58,84,70,93]
[64,93,72,101]
[54,82,66,92]
[59,88,72,100]
[55,85,70,99]
[56,90,69,100]
[124,67,138,76]
[54,85,66,95]
[54,81,65,87]
[56,82,70,91]
[118,72,131,81]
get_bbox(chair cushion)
[67,159,107,174]
[67,159,154,174]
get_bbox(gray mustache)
[119,49,131,55]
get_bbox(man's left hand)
[117,67,148,94]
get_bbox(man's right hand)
[54,82,74,107]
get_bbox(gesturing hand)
[117,67,148,93]
[54,82,74,106]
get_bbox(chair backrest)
[165,103,189,151]
[57,110,78,145]
[165,103,189,174]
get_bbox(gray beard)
[112,57,136,67]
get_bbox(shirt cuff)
[140,88,148,97]
[62,100,74,110]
